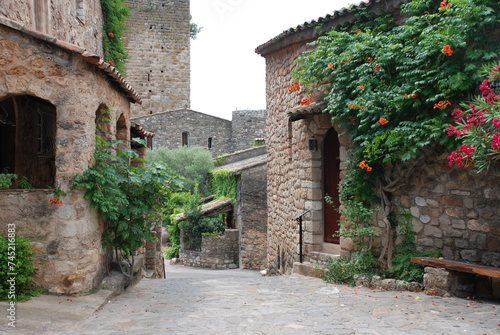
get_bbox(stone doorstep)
[292,261,328,279]
[309,251,340,264]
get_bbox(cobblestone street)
[74,264,499,335]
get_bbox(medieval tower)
[125,0,191,117]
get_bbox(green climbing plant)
[101,0,130,74]
[72,137,180,282]
[294,0,500,272]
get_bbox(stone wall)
[392,153,500,268]
[131,109,233,156]
[0,23,134,294]
[180,229,239,269]
[124,0,190,117]
[231,109,267,152]
[235,162,268,270]
[0,0,104,56]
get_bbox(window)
[208,137,213,150]
[0,95,56,188]
[182,132,189,147]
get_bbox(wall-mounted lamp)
[308,135,318,152]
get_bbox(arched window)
[0,95,56,188]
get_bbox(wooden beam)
[410,257,500,279]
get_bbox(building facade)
[0,2,141,294]
[256,0,500,276]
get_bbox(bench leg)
[423,267,474,297]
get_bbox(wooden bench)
[411,257,500,297]
[410,257,500,278]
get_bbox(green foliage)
[322,252,379,286]
[385,210,441,282]
[190,16,202,40]
[148,146,214,194]
[0,236,42,301]
[210,169,237,202]
[101,0,130,74]
[18,176,34,189]
[296,0,500,204]
[72,137,179,278]
[0,173,17,189]
[165,208,182,259]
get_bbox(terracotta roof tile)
[0,16,142,104]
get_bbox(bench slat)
[410,257,500,279]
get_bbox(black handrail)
[296,209,313,263]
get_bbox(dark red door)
[324,128,341,244]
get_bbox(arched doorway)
[323,127,341,244]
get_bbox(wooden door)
[323,128,341,244]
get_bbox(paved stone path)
[75,263,499,335]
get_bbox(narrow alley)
[73,263,499,335]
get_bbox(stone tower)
[125,0,190,117]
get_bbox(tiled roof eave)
[255,0,406,57]
[0,16,142,104]
[288,101,328,122]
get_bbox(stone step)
[292,261,327,279]
[309,251,340,263]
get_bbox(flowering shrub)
[447,65,500,171]
[295,0,500,204]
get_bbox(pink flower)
[491,133,500,150]
[458,145,475,157]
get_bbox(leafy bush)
[210,169,237,201]
[0,173,17,189]
[0,236,42,301]
[148,146,214,194]
[323,252,379,286]
[73,137,179,281]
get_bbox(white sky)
[190,0,356,120]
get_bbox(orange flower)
[378,117,388,125]
[107,32,115,37]
[359,160,373,172]
[357,86,365,90]
[434,100,452,110]
[288,82,300,92]
[108,60,114,66]
[442,45,453,56]
[327,63,334,69]
[374,64,381,72]
[368,57,374,63]
[300,97,314,105]
[439,0,451,11]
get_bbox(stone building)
[132,109,266,156]
[0,2,143,294]
[256,0,500,276]
[124,0,190,117]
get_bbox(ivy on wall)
[101,0,130,74]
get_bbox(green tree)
[148,146,214,194]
